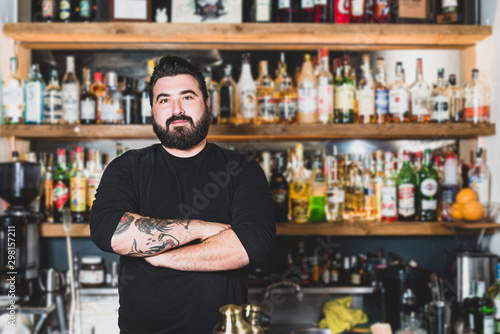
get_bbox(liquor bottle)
[410,58,430,123]
[70,146,87,223]
[381,151,397,222]
[441,151,459,222]
[469,147,491,206]
[315,0,333,23]
[397,151,416,221]
[316,48,333,124]
[277,0,298,22]
[357,54,375,124]
[101,72,123,124]
[204,66,220,124]
[341,257,351,286]
[350,155,365,221]
[43,69,63,124]
[389,62,410,123]
[122,77,138,124]
[116,142,124,157]
[442,0,457,13]
[309,154,327,222]
[270,152,289,222]
[334,0,351,23]
[430,68,451,123]
[350,256,361,286]
[342,154,353,219]
[488,264,500,334]
[80,67,97,124]
[469,281,495,334]
[374,58,390,124]
[78,0,95,22]
[41,0,58,22]
[464,69,490,124]
[333,58,342,122]
[300,0,315,22]
[62,56,80,124]
[337,55,355,124]
[236,53,256,124]
[449,74,464,123]
[87,149,102,212]
[2,57,24,124]
[297,54,318,124]
[374,0,391,22]
[363,155,376,221]
[365,0,375,22]
[326,155,344,223]
[351,0,366,22]
[219,64,237,124]
[59,0,73,22]
[24,64,45,124]
[255,61,278,124]
[252,0,272,22]
[138,59,154,125]
[43,153,54,223]
[91,71,106,124]
[53,148,70,223]
[290,143,310,223]
[417,149,439,221]
[275,60,298,124]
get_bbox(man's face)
[151,74,210,150]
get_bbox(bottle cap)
[318,48,329,59]
[81,255,103,265]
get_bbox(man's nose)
[171,99,185,115]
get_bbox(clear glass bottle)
[101,72,123,124]
[441,151,460,222]
[255,60,278,124]
[316,48,333,124]
[350,154,365,221]
[298,54,318,124]
[24,64,45,124]
[326,155,344,223]
[430,68,451,123]
[43,69,63,124]
[309,154,327,222]
[410,58,430,123]
[449,74,465,123]
[290,143,310,223]
[381,151,397,222]
[2,57,25,124]
[373,150,385,222]
[337,55,355,124]
[469,147,491,206]
[80,67,97,124]
[397,151,416,221]
[389,62,410,123]
[333,58,342,122]
[374,58,390,124]
[205,66,220,124]
[219,64,237,125]
[464,69,490,124]
[274,59,298,124]
[236,53,256,124]
[91,71,106,124]
[62,55,80,124]
[357,54,375,124]
[363,155,376,221]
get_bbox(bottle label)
[494,300,500,323]
[330,270,339,282]
[469,175,489,204]
[62,83,79,122]
[316,0,328,5]
[44,91,63,123]
[420,178,438,197]
[465,105,488,119]
[301,0,314,9]
[389,88,409,115]
[42,0,54,17]
[398,183,415,216]
[351,0,365,15]
[256,0,271,21]
[70,176,87,212]
[375,89,389,115]
[80,0,90,18]
[87,178,100,210]
[257,96,278,118]
[278,96,298,119]
[411,88,430,116]
[381,186,397,217]
[317,79,333,118]
[483,316,494,334]
[3,85,24,119]
[25,81,43,123]
[327,188,345,203]
[431,95,450,121]
[59,0,71,20]
[79,269,104,285]
[336,0,350,14]
[338,86,354,110]
[53,180,69,212]
[272,189,287,204]
[375,0,391,16]
[422,199,437,210]
[101,102,114,123]
[279,0,291,9]
[358,88,375,116]
[298,81,317,114]
[239,88,257,119]
[81,100,96,121]
[442,0,458,8]
[291,198,309,222]
[141,96,151,118]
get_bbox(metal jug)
[242,304,265,334]
[213,304,252,334]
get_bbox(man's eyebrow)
[156,93,170,102]
[180,89,198,96]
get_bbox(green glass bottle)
[338,55,355,124]
[309,154,327,222]
[53,148,70,223]
[417,149,439,221]
[470,281,495,334]
[397,151,416,221]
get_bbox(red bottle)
[300,0,315,22]
[277,0,298,22]
[315,0,333,23]
[350,0,366,23]
[374,0,391,23]
[334,0,351,23]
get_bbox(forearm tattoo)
[114,213,191,256]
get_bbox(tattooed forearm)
[134,217,191,235]
[127,233,180,256]
[114,213,134,235]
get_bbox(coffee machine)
[0,161,42,301]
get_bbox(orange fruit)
[456,188,478,205]
[450,203,463,220]
[462,201,485,221]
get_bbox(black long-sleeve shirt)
[89,142,275,334]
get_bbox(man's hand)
[195,221,231,241]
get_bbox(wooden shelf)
[0,123,495,141]
[441,222,500,230]
[40,223,90,238]
[3,23,491,50]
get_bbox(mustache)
[166,114,194,127]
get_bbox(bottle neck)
[9,58,17,76]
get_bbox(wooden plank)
[0,123,495,141]
[3,23,491,50]
[441,222,500,230]
[40,223,90,237]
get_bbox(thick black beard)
[152,107,210,151]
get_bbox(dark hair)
[148,55,208,107]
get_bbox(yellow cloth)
[318,297,369,334]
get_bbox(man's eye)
[160,99,169,104]
[184,95,193,100]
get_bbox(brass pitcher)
[213,304,252,334]
[242,304,265,334]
